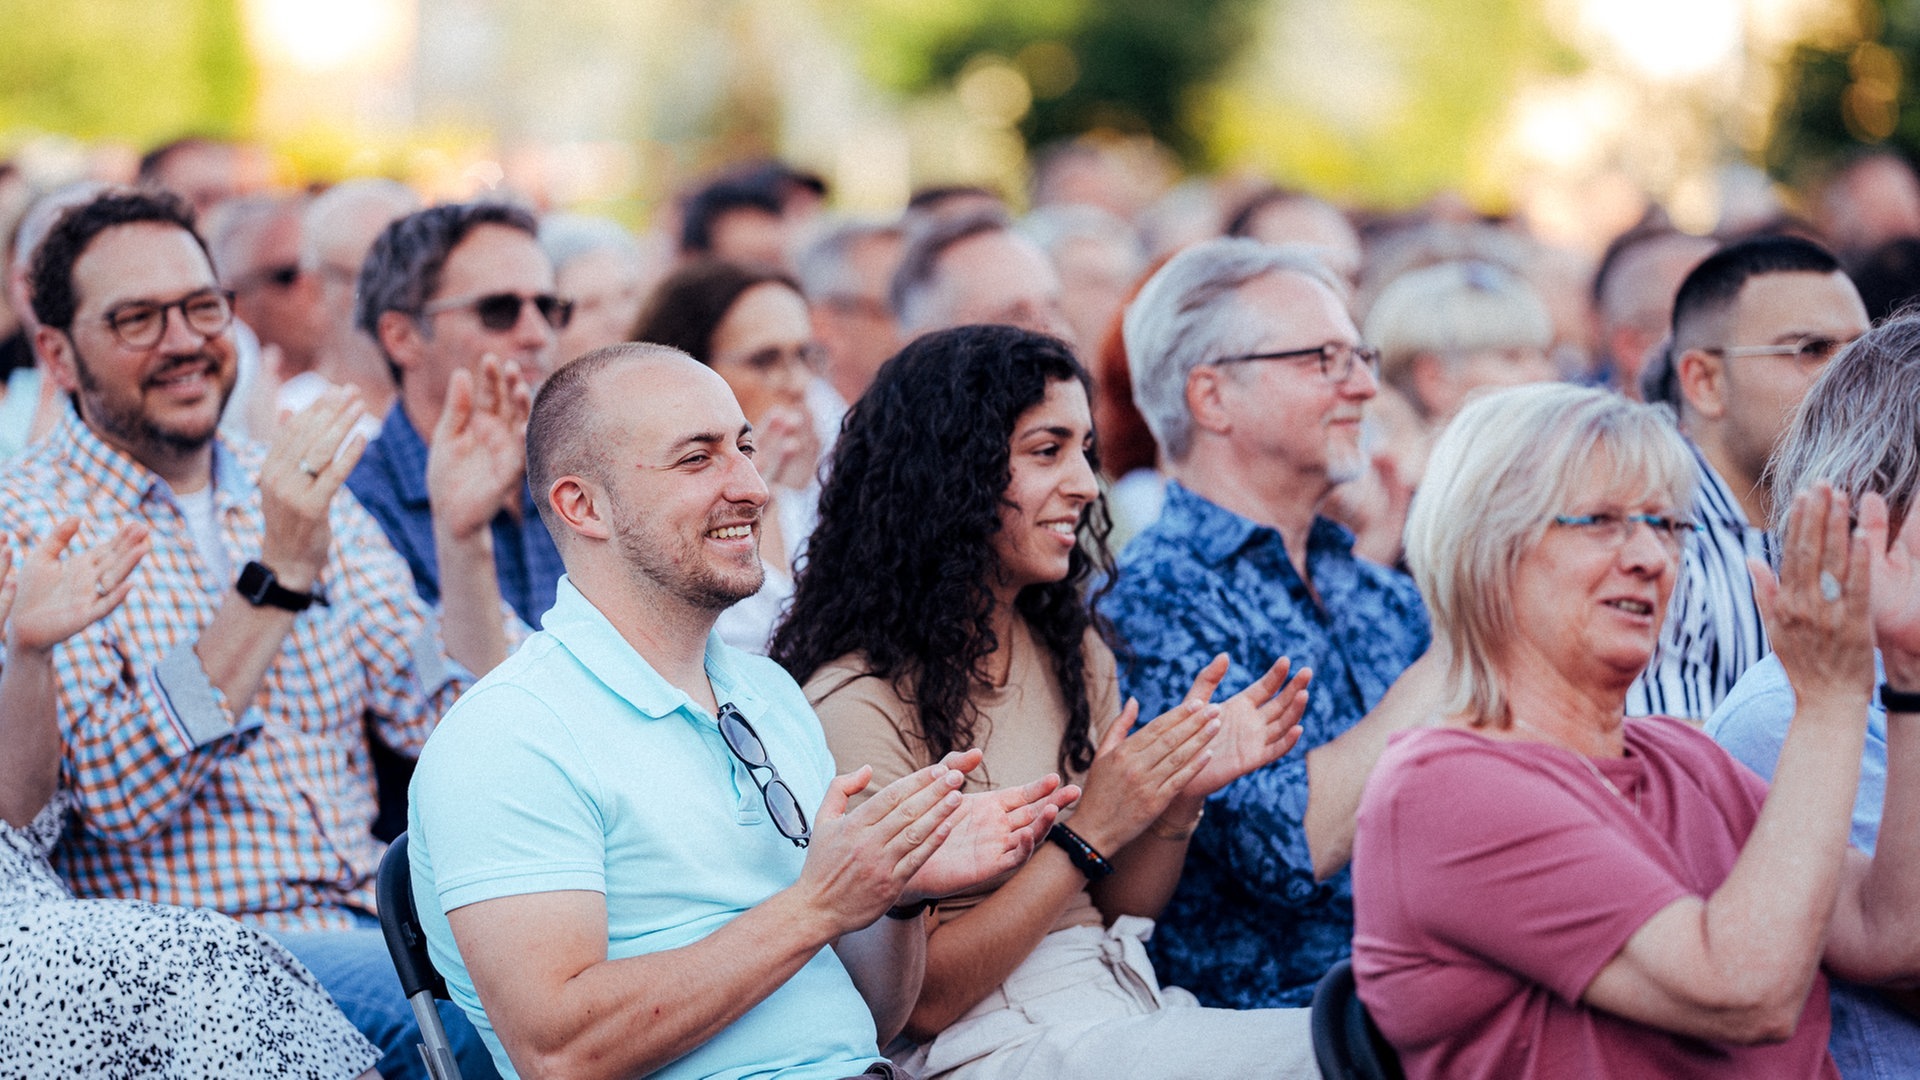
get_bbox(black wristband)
[885,898,937,920]
[1046,822,1115,881]
[1882,683,1920,714]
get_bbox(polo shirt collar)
[541,575,769,721]
[53,407,255,511]
[376,402,433,507]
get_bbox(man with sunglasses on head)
[1631,234,1871,720]
[350,200,571,629]
[408,342,1076,1080]
[1102,238,1436,1015]
[5,189,516,1079]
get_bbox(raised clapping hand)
[903,750,1082,902]
[1750,484,1877,718]
[1175,653,1310,799]
[1061,695,1218,855]
[428,354,534,540]
[794,760,972,936]
[2,520,149,653]
[753,404,820,492]
[260,387,369,592]
[1860,491,1920,690]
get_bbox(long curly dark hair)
[772,325,1115,776]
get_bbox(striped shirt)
[0,410,468,932]
[1627,443,1773,720]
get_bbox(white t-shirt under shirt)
[174,485,230,583]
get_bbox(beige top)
[806,618,1121,933]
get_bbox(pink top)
[1351,716,1838,1080]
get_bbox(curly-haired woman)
[772,325,1320,1078]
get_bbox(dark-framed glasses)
[421,291,574,332]
[1705,335,1853,369]
[717,702,811,848]
[1551,512,1697,552]
[1213,341,1381,383]
[101,289,236,349]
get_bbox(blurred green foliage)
[0,0,252,144]
[833,0,1262,161]
[1769,0,1914,183]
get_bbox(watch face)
[237,561,273,603]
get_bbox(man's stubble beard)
[73,347,231,458]
[611,502,766,614]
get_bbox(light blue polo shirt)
[409,576,881,1080]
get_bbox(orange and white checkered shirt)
[0,410,470,932]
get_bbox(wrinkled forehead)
[1232,268,1357,346]
[435,223,555,301]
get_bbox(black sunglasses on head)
[717,702,811,848]
[421,291,574,332]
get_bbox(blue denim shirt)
[1105,481,1429,1008]
[346,404,565,628]
[1709,653,1920,1080]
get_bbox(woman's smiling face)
[990,378,1099,600]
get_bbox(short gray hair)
[202,193,299,284]
[890,207,1012,333]
[793,218,902,302]
[1768,313,1920,540]
[1363,260,1553,410]
[1120,237,1343,461]
[537,212,641,275]
[11,180,112,277]
[299,178,420,272]
[1406,383,1695,726]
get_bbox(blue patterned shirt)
[347,403,566,628]
[1105,481,1430,1008]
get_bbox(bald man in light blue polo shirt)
[409,343,1076,1080]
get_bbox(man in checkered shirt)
[8,188,520,1080]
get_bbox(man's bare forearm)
[1303,650,1440,878]
[193,594,301,724]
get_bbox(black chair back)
[377,832,450,1001]
[1310,957,1405,1080]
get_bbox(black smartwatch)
[236,560,328,612]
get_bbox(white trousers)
[889,916,1320,1080]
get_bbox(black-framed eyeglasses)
[101,289,236,349]
[1703,335,1853,369]
[1551,512,1697,552]
[420,291,574,332]
[1213,341,1381,383]
[717,702,811,848]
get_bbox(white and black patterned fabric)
[0,793,380,1078]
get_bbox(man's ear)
[377,310,427,375]
[548,475,611,543]
[1185,364,1235,437]
[34,325,82,394]
[1675,346,1728,421]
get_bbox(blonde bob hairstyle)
[1404,383,1695,726]
[1363,260,1553,416]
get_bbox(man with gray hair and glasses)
[1708,313,1920,1079]
[1103,237,1437,1011]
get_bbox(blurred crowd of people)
[1,128,1919,1080]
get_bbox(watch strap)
[1882,683,1920,714]
[237,561,327,612]
[1045,822,1115,881]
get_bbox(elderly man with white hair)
[1103,237,1436,1011]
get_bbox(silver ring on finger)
[1819,570,1842,603]
[298,459,321,479]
